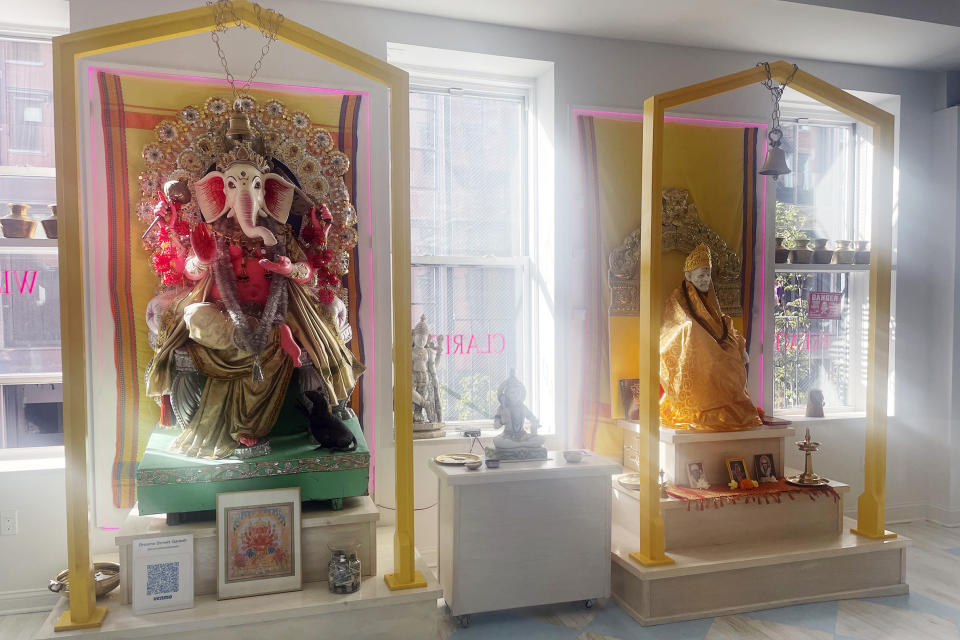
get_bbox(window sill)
[0,445,64,472]
[775,412,868,426]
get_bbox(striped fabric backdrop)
[575,113,760,450]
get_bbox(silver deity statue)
[412,315,443,428]
[487,371,547,461]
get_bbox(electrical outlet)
[1,510,17,535]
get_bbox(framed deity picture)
[754,453,778,483]
[686,461,710,489]
[725,457,751,485]
[216,487,302,600]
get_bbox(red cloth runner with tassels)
[665,478,840,511]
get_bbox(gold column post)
[629,95,673,566]
[51,3,425,628]
[50,37,108,633]
[852,114,897,539]
[384,80,427,591]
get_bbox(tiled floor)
[5,520,959,639]
[434,520,960,640]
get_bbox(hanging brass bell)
[759,144,791,180]
[759,127,791,180]
[226,108,254,143]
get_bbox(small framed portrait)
[216,487,302,600]
[686,461,709,489]
[725,457,751,485]
[754,453,778,483]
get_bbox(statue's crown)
[413,314,430,336]
[216,143,269,174]
[684,243,712,272]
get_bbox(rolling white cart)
[429,452,620,627]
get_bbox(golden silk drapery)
[659,280,761,431]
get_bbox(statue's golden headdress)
[684,243,712,272]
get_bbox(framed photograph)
[618,378,640,420]
[754,453,778,483]
[216,487,302,600]
[132,534,194,614]
[725,457,751,485]
[686,461,710,489]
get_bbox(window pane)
[0,37,55,168]
[0,253,61,376]
[777,124,854,240]
[773,271,868,413]
[411,265,522,422]
[409,90,524,257]
[775,123,854,242]
[2,383,63,448]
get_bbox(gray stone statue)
[487,371,547,461]
[412,315,443,427]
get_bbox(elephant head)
[194,161,295,247]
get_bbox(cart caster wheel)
[584,599,594,609]
[458,615,470,628]
[330,497,343,510]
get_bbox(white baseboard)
[884,503,931,524]
[418,545,438,569]
[844,503,960,528]
[0,587,59,615]
[927,504,960,527]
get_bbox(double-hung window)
[0,35,62,449]
[770,114,894,417]
[408,80,539,431]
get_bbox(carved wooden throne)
[608,188,743,317]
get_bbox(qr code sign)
[146,561,180,595]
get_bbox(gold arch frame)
[52,3,422,630]
[630,61,896,567]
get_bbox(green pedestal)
[136,415,370,516]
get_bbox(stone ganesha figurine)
[144,106,364,459]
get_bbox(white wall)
[27,0,950,594]
[0,454,66,613]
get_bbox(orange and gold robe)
[659,280,761,431]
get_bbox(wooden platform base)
[36,531,442,640]
[611,517,909,625]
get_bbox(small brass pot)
[833,240,855,264]
[41,204,58,239]
[774,237,789,264]
[1,203,37,239]
[790,238,813,264]
[854,240,870,265]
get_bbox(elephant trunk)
[234,189,278,246]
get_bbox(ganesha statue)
[142,96,364,459]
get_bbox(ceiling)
[326,0,960,71]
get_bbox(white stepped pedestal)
[36,526,442,640]
[620,420,795,487]
[115,496,380,604]
[611,519,909,625]
[613,470,850,550]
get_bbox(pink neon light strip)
[574,108,769,406]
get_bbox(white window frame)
[0,33,62,450]
[391,44,556,439]
[767,106,896,419]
